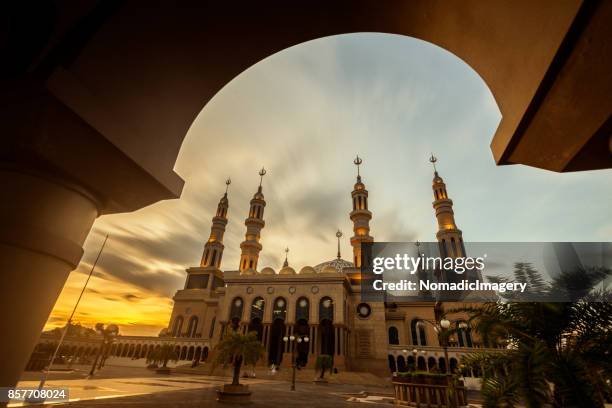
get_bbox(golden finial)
[258,167,266,186]
[283,246,289,267]
[429,153,438,172]
[353,155,363,178]
[336,229,343,259]
[225,177,231,193]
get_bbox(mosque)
[33,156,489,377]
[163,155,485,375]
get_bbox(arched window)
[172,315,184,337]
[249,297,265,341]
[187,316,198,337]
[229,297,244,329]
[210,250,217,267]
[272,297,287,321]
[209,317,216,339]
[451,237,457,257]
[319,297,334,322]
[250,297,265,321]
[439,239,447,259]
[397,355,406,372]
[417,356,426,370]
[411,319,427,346]
[295,297,309,322]
[457,321,473,347]
[388,326,399,345]
[388,355,397,373]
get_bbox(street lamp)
[283,334,309,391]
[416,318,462,407]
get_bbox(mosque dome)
[314,258,354,273]
[241,268,257,276]
[279,266,296,275]
[299,266,316,274]
[260,267,276,275]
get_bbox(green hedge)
[396,371,447,379]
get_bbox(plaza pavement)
[12,365,396,407]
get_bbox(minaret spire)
[239,169,267,273]
[430,155,465,259]
[349,155,373,268]
[336,229,343,259]
[283,247,289,267]
[354,155,362,181]
[200,179,231,268]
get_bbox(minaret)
[350,155,373,268]
[200,178,231,269]
[239,168,267,273]
[429,154,465,258]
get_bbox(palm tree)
[457,264,612,407]
[213,331,264,386]
[147,344,179,369]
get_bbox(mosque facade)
[163,156,491,375]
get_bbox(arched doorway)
[268,297,287,365]
[295,318,309,367]
[295,297,310,367]
[268,319,286,366]
[319,297,334,356]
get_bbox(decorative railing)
[392,376,467,407]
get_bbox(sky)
[44,33,612,336]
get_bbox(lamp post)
[282,334,309,391]
[416,318,464,407]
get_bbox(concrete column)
[0,168,99,388]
